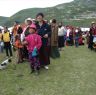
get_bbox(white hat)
[26,18,32,21]
[25,18,32,24]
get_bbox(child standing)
[22,24,42,75]
[14,34,24,63]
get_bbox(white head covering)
[25,18,32,24]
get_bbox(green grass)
[0,46,96,95]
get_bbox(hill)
[1,0,96,27]
[4,8,49,27]
[0,16,9,26]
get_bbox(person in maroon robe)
[88,22,96,50]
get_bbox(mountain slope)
[2,0,96,27]
[4,8,49,26]
[0,16,9,26]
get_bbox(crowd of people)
[0,12,96,75]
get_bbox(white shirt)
[58,26,65,36]
[66,29,71,37]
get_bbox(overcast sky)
[0,0,73,17]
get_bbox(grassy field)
[0,46,96,95]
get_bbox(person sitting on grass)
[22,24,42,75]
